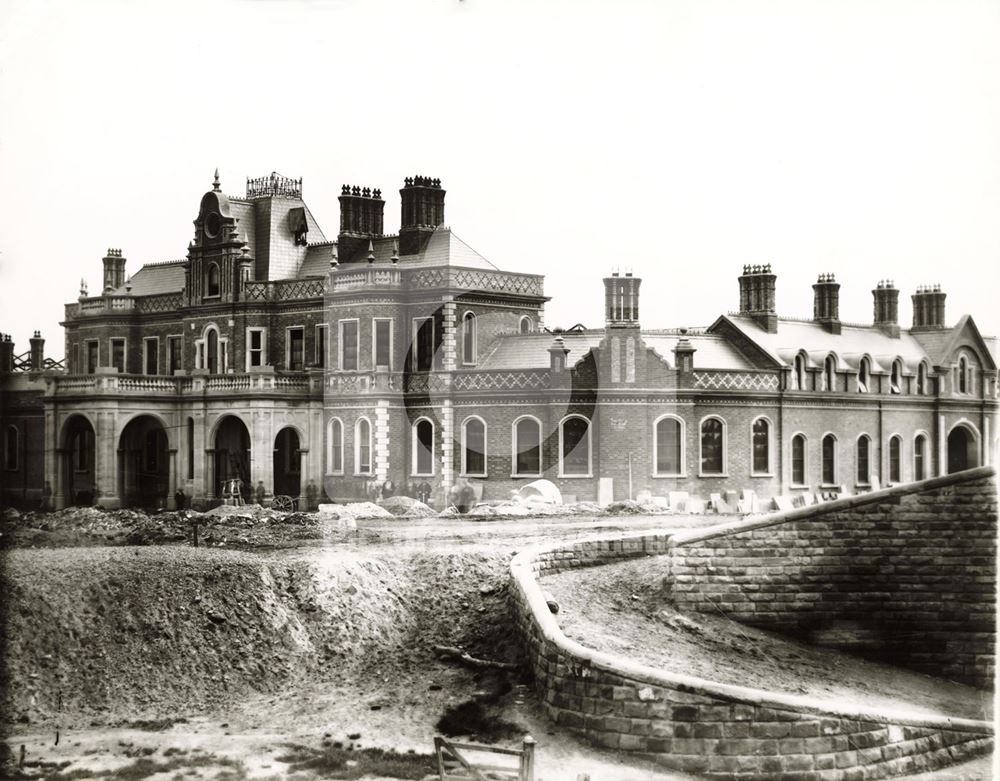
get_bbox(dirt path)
[540,555,993,722]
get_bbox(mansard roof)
[112,260,186,296]
[644,332,756,370]
[313,228,500,275]
[478,331,603,370]
[716,314,934,372]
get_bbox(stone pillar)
[191,411,207,500]
[375,400,390,481]
[441,300,457,371]
[167,449,178,509]
[251,409,273,498]
[984,416,992,467]
[441,398,454,499]
[96,411,120,508]
[48,408,63,508]
[205,448,216,499]
[937,414,947,477]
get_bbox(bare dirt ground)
[0,509,993,780]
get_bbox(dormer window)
[916,362,928,395]
[792,354,806,390]
[958,356,968,394]
[205,263,220,297]
[857,357,871,393]
[890,360,902,394]
[823,355,836,391]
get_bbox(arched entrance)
[273,427,301,500]
[214,416,250,501]
[947,425,979,474]
[119,416,169,509]
[62,415,96,506]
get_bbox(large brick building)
[1,171,998,510]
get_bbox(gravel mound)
[337,502,394,520]
[379,496,435,518]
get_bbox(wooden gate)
[434,735,535,781]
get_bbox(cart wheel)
[271,495,293,512]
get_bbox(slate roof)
[722,315,933,372]
[113,260,186,296]
[310,228,501,276]
[478,332,604,370]
[644,333,756,370]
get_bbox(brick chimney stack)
[672,328,696,372]
[738,264,778,333]
[29,330,45,370]
[812,273,841,334]
[399,176,445,256]
[911,284,946,330]
[873,279,900,338]
[102,248,126,293]
[0,334,14,373]
[337,184,385,262]
[604,271,642,326]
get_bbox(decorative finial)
[125,277,132,293]
[330,245,339,269]
[391,240,399,264]
[213,168,221,192]
[367,239,376,264]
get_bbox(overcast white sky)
[1,0,998,358]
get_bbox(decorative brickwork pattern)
[508,468,994,780]
[408,268,544,297]
[693,371,780,391]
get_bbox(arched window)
[916,362,928,395]
[4,425,18,471]
[327,418,343,474]
[354,418,372,475]
[559,416,591,476]
[793,354,806,390]
[791,434,806,486]
[519,316,532,334]
[700,417,725,475]
[856,435,871,484]
[857,358,871,393]
[205,263,220,297]
[821,434,837,485]
[654,416,683,476]
[888,435,902,484]
[462,417,487,477]
[751,417,771,474]
[824,355,836,391]
[890,360,902,394]
[206,328,219,374]
[958,356,968,394]
[413,418,434,476]
[914,434,927,481]
[513,416,542,476]
[462,312,477,365]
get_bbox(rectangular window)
[144,337,158,375]
[247,328,266,369]
[111,338,126,373]
[287,327,304,371]
[414,317,434,372]
[374,318,393,369]
[315,324,328,368]
[86,341,99,374]
[340,320,359,371]
[167,336,182,374]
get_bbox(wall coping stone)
[509,467,995,736]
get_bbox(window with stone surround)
[751,417,771,475]
[856,434,872,485]
[699,416,726,476]
[914,433,927,481]
[412,418,435,476]
[85,340,99,374]
[327,418,344,475]
[821,433,837,485]
[888,435,902,484]
[315,324,328,368]
[143,337,158,375]
[559,415,591,477]
[654,415,684,476]
[110,337,126,373]
[890,359,903,394]
[462,312,477,366]
[205,263,220,298]
[287,326,305,371]
[374,318,393,369]
[168,336,182,374]
[462,417,487,477]
[339,320,358,371]
[354,418,372,475]
[823,355,836,391]
[857,357,871,393]
[791,434,807,486]
[513,416,542,477]
[246,328,266,370]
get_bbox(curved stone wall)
[508,468,995,780]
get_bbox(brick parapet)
[508,467,995,780]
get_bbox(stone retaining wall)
[508,467,995,780]
[668,468,997,689]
